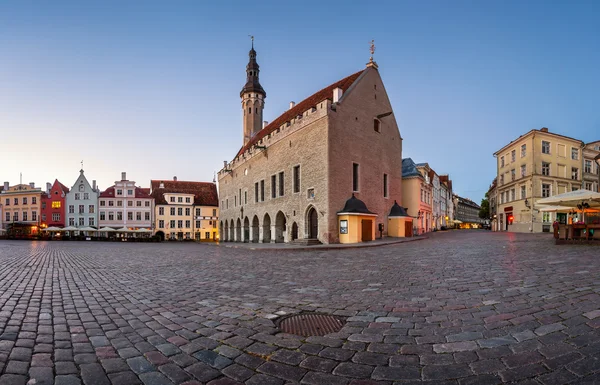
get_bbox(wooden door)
[405,221,413,237]
[309,209,318,238]
[361,220,373,241]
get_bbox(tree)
[479,193,490,219]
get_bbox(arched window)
[248,108,251,114]
[255,108,258,114]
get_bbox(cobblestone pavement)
[0,231,599,385]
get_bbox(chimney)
[333,87,343,103]
[159,181,165,189]
[540,127,549,132]
[173,176,177,182]
[46,182,51,193]
[263,121,269,129]
[92,180,96,191]
[3,182,8,190]
[289,101,295,110]
[29,182,35,188]
[121,172,126,181]
[223,161,228,168]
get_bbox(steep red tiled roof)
[55,179,70,194]
[99,186,151,199]
[234,69,364,159]
[150,180,218,207]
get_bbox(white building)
[98,172,153,230]
[65,169,100,228]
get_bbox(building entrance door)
[308,208,318,239]
[405,221,413,237]
[361,220,373,241]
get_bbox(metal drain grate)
[278,313,345,337]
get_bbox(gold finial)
[367,39,378,69]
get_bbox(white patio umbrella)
[537,189,600,208]
[116,227,133,232]
[136,228,152,233]
[62,226,78,231]
[98,227,116,232]
[43,226,62,232]
[79,227,97,232]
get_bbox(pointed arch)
[305,205,319,239]
[243,216,250,243]
[252,215,260,243]
[275,211,287,243]
[236,218,242,242]
[263,213,271,243]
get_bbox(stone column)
[271,224,276,243]
[259,225,264,243]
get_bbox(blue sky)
[1,1,598,202]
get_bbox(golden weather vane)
[370,39,376,61]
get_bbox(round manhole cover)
[278,313,345,337]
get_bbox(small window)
[278,172,285,197]
[353,163,359,192]
[374,119,381,133]
[293,165,300,193]
[383,174,388,198]
[248,108,251,114]
[271,175,277,198]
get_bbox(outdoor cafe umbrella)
[116,227,133,232]
[537,189,600,208]
[43,226,62,232]
[62,226,78,231]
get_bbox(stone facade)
[0,182,43,234]
[65,169,99,228]
[218,50,403,244]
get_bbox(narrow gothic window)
[255,108,258,113]
[248,108,251,114]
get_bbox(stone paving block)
[422,363,473,380]
[6,360,29,375]
[185,362,221,382]
[301,371,350,385]
[0,374,27,385]
[245,374,284,385]
[80,363,111,385]
[193,350,233,369]
[257,361,307,382]
[127,356,156,374]
[56,361,78,375]
[220,363,254,382]
[108,371,142,385]
[333,362,374,378]
[29,367,54,385]
[54,375,82,385]
[138,372,173,385]
[318,347,355,361]
[371,365,420,381]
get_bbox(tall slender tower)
[240,38,266,145]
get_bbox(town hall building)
[217,43,408,244]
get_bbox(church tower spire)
[241,36,266,145]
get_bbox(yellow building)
[493,127,584,232]
[0,182,44,236]
[150,178,219,241]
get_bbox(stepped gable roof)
[234,69,364,159]
[99,186,151,199]
[402,158,422,178]
[338,194,376,215]
[389,200,410,217]
[150,180,218,207]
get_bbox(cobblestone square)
[1,231,599,384]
